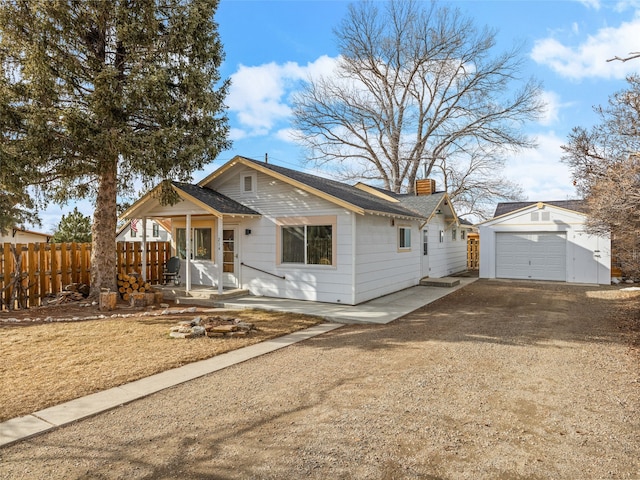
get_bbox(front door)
[222,228,238,288]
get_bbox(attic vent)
[531,212,539,221]
[541,211,550,221]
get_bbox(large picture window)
[176,227,212,260]
[281,224,333,265]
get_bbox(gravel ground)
[1,280,638,479]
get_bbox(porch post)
[217,216,223,294]
[141,217,147,282]
[186,214,191,293]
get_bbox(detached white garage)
[479,201,610,285]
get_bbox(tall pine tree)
[51,207,92,243]
[0,0,230,295]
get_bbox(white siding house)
[0,228,51,244]
[121,156,468,305]
[479,201,610,285]
[116,219,171,243]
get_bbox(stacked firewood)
[117,272,152,301]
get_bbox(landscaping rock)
[168,314,257,339]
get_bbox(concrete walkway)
[209,277,476,325]
[0,278,475,448]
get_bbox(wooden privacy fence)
[1,242,91,310]
[116,241,171,284]
[467,233,479,270]
[1,241,171,311]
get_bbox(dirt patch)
[0,303,321,422]
[1,280,639,479]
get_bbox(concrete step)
[419,277,460,288]
[159,287,249,301]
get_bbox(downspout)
[351,212,357,305]
[186,214,191,294]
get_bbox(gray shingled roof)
[173,182,260,215]
[396,192,447,217]
[240,157,424,219]
[494,200,587,218]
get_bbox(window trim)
[452,228,457,241]
[398,225,412,252]
[152,223,160,238]
[439,230,445,243]
[276,216,337,267]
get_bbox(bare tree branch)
[292,0,542,211]
[606,52,640,63]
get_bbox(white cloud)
[226,56,340,138]
[578,0,601,10]
[503,132,577,201]
[539,91,562,126]
[274,127,298,143]
[531,13,640,80]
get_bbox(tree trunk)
[90,160,118,298]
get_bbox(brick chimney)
[415,179,436,196]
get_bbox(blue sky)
[35,0,640,231]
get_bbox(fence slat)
[28,243,37,307]
[3,243,11,307]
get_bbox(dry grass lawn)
[0,308,321,422]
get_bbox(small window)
[461,230,466,240]
[423,230,428,256]
[152,223,160,237]
[452,229,457,241]
[241,173,256,194]
[130,228,136,238]
[439,230,444,243]
[531,212,539,221]
[541,212,551,221]
[398,226,411,250]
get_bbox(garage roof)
[494,200,586,218]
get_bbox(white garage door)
[496,232,566,281]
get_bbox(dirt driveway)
[1,280,638,479]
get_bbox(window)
[281,224,332,265]
[152,223,160,238]
[423,229,428,256]
[461,230,466,240]
[398,226,411,250]
[439,230,444,243]
[452,228,457,241]
[130,228,136,238]
[176,228,212,260]
[241,173,256,194]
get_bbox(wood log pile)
[46,283,90,305]
[117,272,152,301]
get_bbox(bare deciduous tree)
[437,148,525,219]
[292,0,542,216]
[562,75,640,277]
